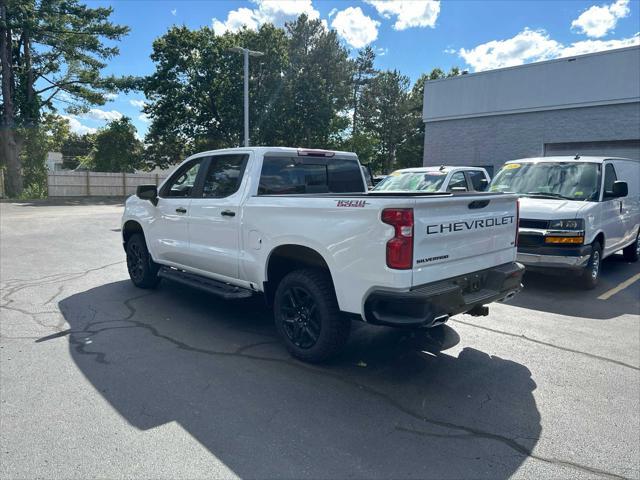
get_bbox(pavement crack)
[451,319,639,371]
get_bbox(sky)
[63,0,640,138]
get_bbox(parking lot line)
[598,272,640,301]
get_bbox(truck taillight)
[382,208,413,270]
[515,199,520,247]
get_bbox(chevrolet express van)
[490,156,639,289]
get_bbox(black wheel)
[580,241,601,290]
[273,269,350,363]
[622,231,639,262]
[126,233,160,289]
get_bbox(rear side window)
[258,157,365,195]
[467,170,488,191]
[201,154,248,198]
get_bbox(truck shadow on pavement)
[56,280,541,479]
[509,255,640,320]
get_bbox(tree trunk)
[0,2,22,196]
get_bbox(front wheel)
[126,233,160,289]
[273,269,350,363]
[580,241,601,290]
[622,232,639,262]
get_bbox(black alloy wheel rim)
[280,286,321,349]
[127,242,145,282]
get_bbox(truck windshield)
[373,171,447,192]
[489,162,600,201]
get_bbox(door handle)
[221,210,236,217]
[175,207,187,214]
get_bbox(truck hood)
[518,197,589,220]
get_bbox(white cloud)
[571,0,630,38]
[365,0,440,30]
[376,46,389,56]
[331,7,379,48]
[328,8,337,18]
[458,28,640,72]
[212,0,320,34]
[138,112,151,123]
[81,108,123,121]
[104,92,118,101]
[61,116,97,135]
[171,8,177,16]
[129,99,147,109]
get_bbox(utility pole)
[229,46,264,147]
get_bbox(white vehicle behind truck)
[373,166,490,193]
[490,156,640,289]
[122,147,523,362]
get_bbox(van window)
[258,157,365,195]
[603,163,617,197]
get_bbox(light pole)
[229,46,264,147]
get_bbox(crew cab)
[122,147,523,362]
[373,166,490,193]
[490,156,640,289]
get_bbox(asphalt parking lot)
[1,199,639,480]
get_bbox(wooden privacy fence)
[47,171,169,197]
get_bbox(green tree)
[0,0,128,196]
[61,132,95,170]
[91,117,142,172]
[359,70,413,172]
[281,15,351,147]
[350,46,376,140]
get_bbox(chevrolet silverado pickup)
[122,147,524,362]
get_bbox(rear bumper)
[517,244,592,270]
[363,262,524,328]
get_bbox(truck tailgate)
[411,194,518,287]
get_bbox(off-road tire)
[126,233,160,289]
[580,241,602,290]
[622,231,640,262]
[274,269,350,363]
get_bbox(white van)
[490,156,640,289]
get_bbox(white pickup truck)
[122,147,523,362]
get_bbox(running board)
[158,267,254,300]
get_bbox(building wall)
[423,102,640,173]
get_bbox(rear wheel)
[126,233,160,289]
[622,232,639,262]
[580,241,601,290]
[274,269,350,363]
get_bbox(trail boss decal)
[426,215,514,235]
[336,199,368,207]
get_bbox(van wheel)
[580,241,601,290]
[274,269,350,363]
[622,232,639,262]
[126,233,160,289]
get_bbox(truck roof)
[185,146,358,161]
[506,156,639,164]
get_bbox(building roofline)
[425,44,640,85]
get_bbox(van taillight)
[515,199,520,247]
[381,208,413,269]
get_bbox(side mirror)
[450,186,468,192]
[612,181,628,198]
[137,184,158,205]
[478,178,489,191]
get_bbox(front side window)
[447,172,468,191]
[490,162,601,201]
[163,159,202,197]
[603,163,617,198]
[258,157,364,195]
[202,154,248,198]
